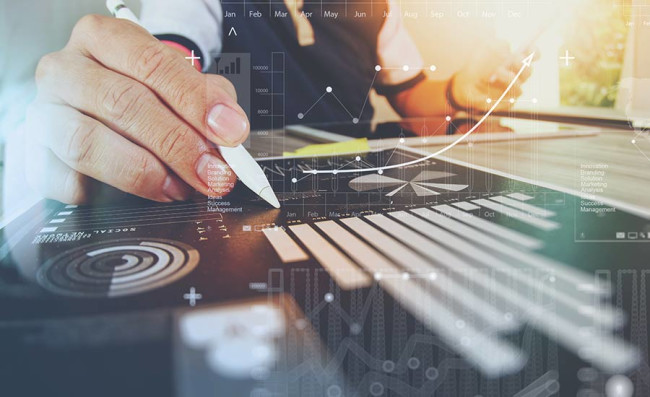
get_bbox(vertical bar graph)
[217,57,242,75]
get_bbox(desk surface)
[2,120,649,396]
[432,128,649,210]
[255,124,649,210]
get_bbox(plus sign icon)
[183,287,203,307]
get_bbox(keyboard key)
[316,219,524,376]
[336,218,519,332]
[472,199,560,231]
[452,201,480,211]
[490,196,556,218]
[289,224,371,290]
[434,204,542,249]
[262,227,309,263]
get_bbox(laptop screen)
[505,0,650,123]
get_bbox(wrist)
[446,75,469,112]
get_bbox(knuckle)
[156,124,193,161]
[123,155,155,193]
[172,79,204,113]
[35,52,61,84]
[73,14,106,37]
[64,118,99,167]
[100,81,148,125]
[132,43,169,83]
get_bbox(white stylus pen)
[106,0,281,208]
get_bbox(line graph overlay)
[304,53,535,175]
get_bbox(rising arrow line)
[305,52,535,175]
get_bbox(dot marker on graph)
[407,357,420,369]
[399,138,405,144]
[355,156,361,161]
[486,98,492,104]
[332,170,338,175]
[324,293,334,302]
[532,98,538,104]
[422,138,428,143]
[402,65,409,71]
[425,367,438,380]
[297,113,304,119]
[429,272,437,280]
[429,65,437,72]
[375,65,382,71]
[352,117,359,124]
[374,272,383,280]
[326,86,332,93]
[291,178,297,183]
[509,98,516,104]
[377,169,384,174]
[632,139,636,144]
[401,272,410,280]
[445,116,452,122]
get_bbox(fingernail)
[163,175,191,201]
[207,104,248,145]
[196,153,235,196]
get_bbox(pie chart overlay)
[349,171,468,196]
[37,239,199,298]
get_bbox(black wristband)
[445,75,468,111]
[375,71,427,97]
[154,34,204,70]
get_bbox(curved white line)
[305,53,535,175]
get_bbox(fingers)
[26,102,194,202]
[491,68,523,95]
[26,143,96,205]
[37,52,237,197]
[489,66,516,86]
[66,14,249,146]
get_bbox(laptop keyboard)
[263,195,638,375]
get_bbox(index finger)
[67,14,249,147]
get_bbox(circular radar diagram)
[37,238,199,298]
[349,171,468,197]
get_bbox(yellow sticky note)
[283,138,370,157]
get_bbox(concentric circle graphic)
[37,239,199,298]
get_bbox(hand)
[25,14,249,204]
[451,41,537,112]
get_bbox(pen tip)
[106,0,126,13]
[259,187,281,209]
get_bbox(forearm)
[388,78,452,118]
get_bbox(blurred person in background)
[1,0,534,210]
